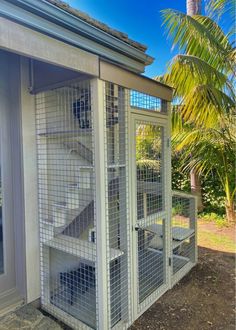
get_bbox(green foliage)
[161,3,236,222]
[136,159,160,182]
[136,124,162,182]
[199,212,228,228]
[171,113,236,219]
[136,125,161,161]
[206,0,235,32]
[171,152,229,216]
[172,203,184,217]
[201,172,225,214]
[172,153,190,192]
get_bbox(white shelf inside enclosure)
[107,164,126,168]
[172,236,195,249]
[147,235,194,251]
[44,234,124,262]
[147,224,194,241]
[37,129,92,138]
[137,211,166,227]
[147,247,190,264]
[52,197,92,212]
[144,224,195,251]
[137,181,162,194]
[69,165,94,169]
[172,227,195,241]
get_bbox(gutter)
[2,0,154,72]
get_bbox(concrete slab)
[0,305,62,330]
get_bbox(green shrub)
[199,212,228,228]
[136,159,160,182]
[172,203,184,216]
[172,154,226,215]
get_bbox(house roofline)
[1,0,154,73]
[45,0,148,52]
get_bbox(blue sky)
[65,0,230,78]
[65,0,187,77]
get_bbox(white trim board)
[0,17,99,76]
[100,61,173,101]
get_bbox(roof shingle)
[45,0,148,52]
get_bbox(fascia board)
[3,0,154,69]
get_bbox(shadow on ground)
[129,247,235,330]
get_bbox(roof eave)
[2,0,154,73]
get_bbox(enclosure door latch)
[134,225,141,231]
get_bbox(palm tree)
[171,109,235,222]
[187,0,203,211]
[187,0,202,15]
[160,1,235,221]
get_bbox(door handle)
[134,225,141,231]
[134,225,159,236]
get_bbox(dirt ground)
[129,222,236,330]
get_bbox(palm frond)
[206,0,236,20]
[164,54,231,94]
[193,15,235,71]
[171,108,184,134]
[193,15,232,52]
[181,84,234,127]
[161,9,233,72]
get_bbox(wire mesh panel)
[134,119,167,311]
[50,249,96,328]
[130,90,167,113]
[137,219,165,304]
[36,80,97,329]
[135,122,164,225]
[104,82,130,329]
[34,75,195,329]
[171,192,197,278]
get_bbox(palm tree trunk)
[224,177,236,223]
[187,0,202,15]
[190,168,203,211]
[187,0,204,211]
[226,202,236,223]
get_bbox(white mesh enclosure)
[134,120,167,311]
[104,83,130,329]
[34,75,196,330]
[171,192,197,279]
[36,80,97,329]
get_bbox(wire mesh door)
[131,114,169,315]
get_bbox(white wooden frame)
[0,17,99,76]
[129,105,172,321]
[171,191,198,287]
[34,71,197,329]
[33,67,197,330]
[92,78,109,330]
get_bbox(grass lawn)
[198,219,236,253]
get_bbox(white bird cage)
[35,78,197,330]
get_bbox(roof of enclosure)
[46,0,147,52]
